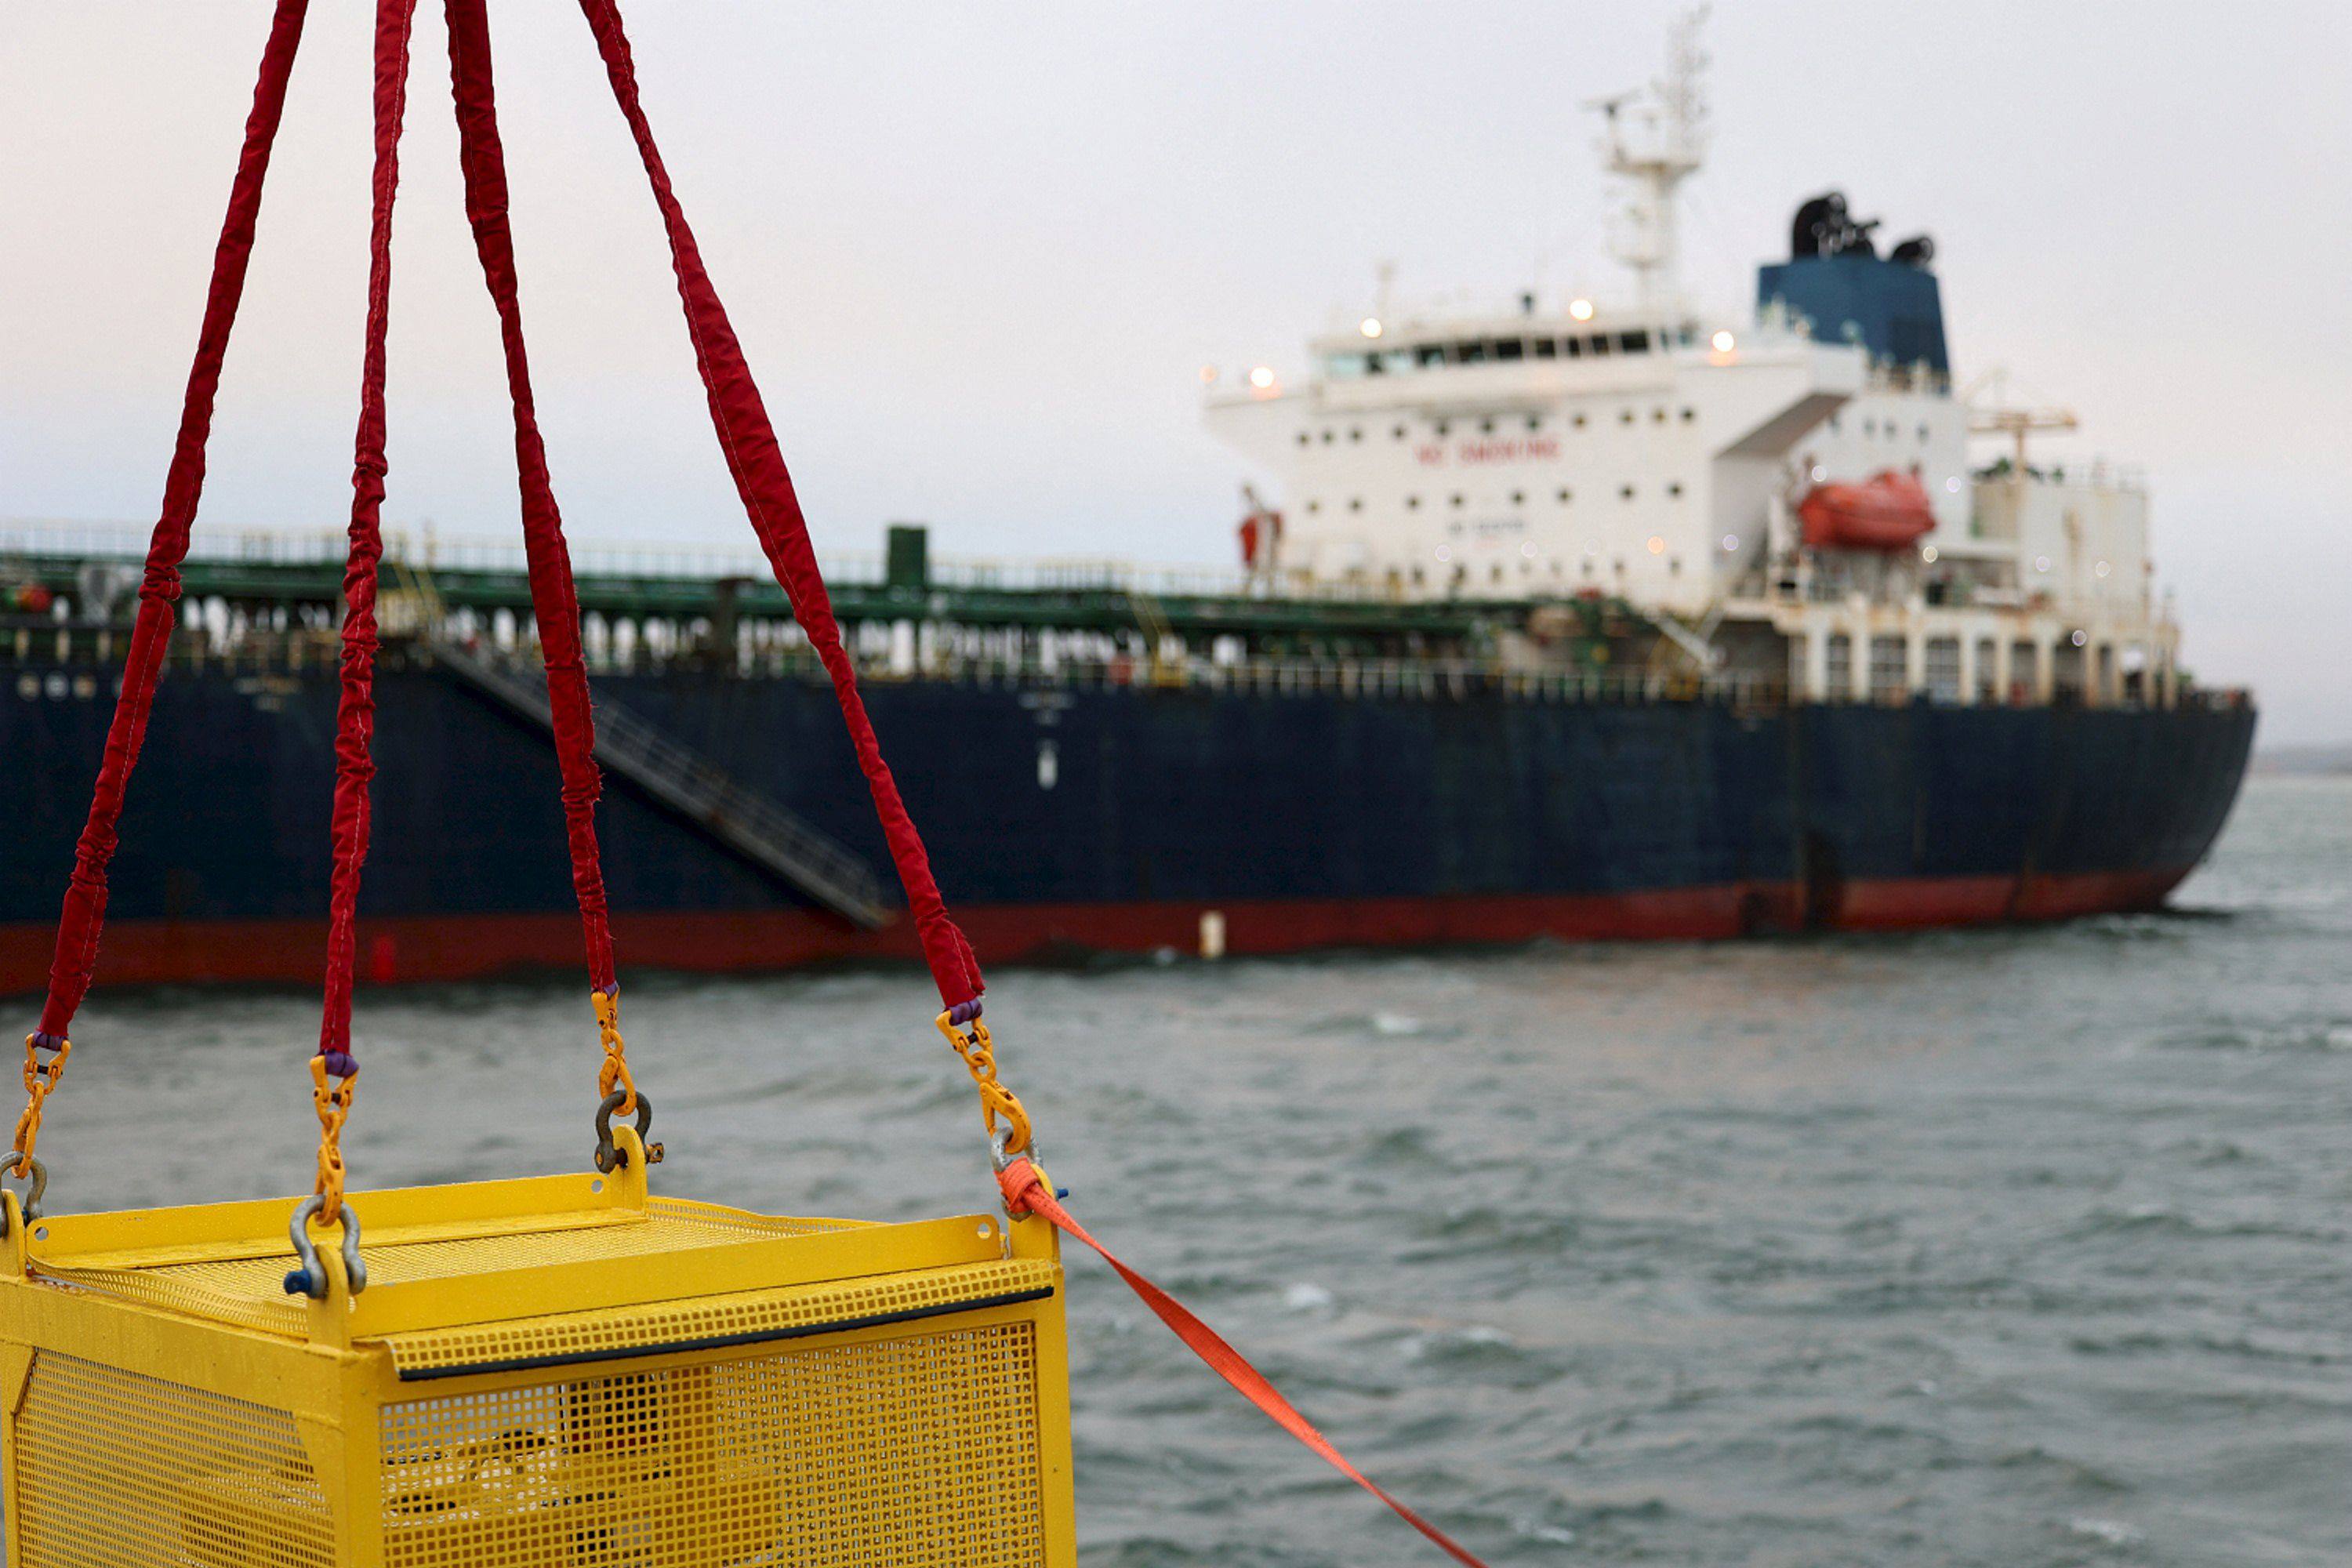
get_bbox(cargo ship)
[0,18,2252,992]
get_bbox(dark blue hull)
[0,666,2256,989]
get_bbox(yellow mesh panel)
[11,1350,334,1568]
[379,1321,1047,1567]
[383,1258,1057,1378]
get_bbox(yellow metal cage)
[0,1131,1075,1567]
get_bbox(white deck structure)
[1203,13,2178,708]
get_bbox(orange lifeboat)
[1797,470,1937,551]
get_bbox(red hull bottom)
[0,868,2194,994]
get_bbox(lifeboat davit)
[1797,470,1937,551]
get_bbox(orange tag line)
[996,1160,1490,1568]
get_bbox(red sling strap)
[315,0,423,1074]
[997,1161,1495,1566]
[30,0,313,1051]
[572,0,984,1012]
[441,0,618,1000]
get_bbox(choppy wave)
[49,776,2350,1566]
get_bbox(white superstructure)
[1203,13,2180,710]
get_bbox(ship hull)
[0,669,2255,991]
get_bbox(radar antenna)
[1589,6,1711,311]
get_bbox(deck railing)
[0,618,2250,715]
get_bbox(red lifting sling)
[15,6,1490,1559]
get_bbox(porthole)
[1556,487,1573,503]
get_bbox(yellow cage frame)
[0,1129,1076,1566]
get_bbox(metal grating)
[12,1350,335,1568]
[40,1198,862,1338]
[383,1258,1057,1379]
[379,1321,1047,1567]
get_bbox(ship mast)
[1589,7,1710,313]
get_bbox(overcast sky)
[4,2,2347,742]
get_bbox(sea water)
[36,775,2350,1566]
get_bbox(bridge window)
[1563,337,1584,358]
[1617,330,1651,354]
[1455,340,1488,364]
[1588,335,1611,358]
[1868,635,1908,699]
[1533,338,1559,359]
[1415,343,1447,368]
[1494,338,1525,361]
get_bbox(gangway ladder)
[427,637,893,928]
[1124,589,1185,685]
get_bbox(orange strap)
[997,1160,1490,1568]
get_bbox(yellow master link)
[310,1054,355,1225]
[12,1032,69,1167]
[593,989,637,1116]
[937,1010,1033,1157]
